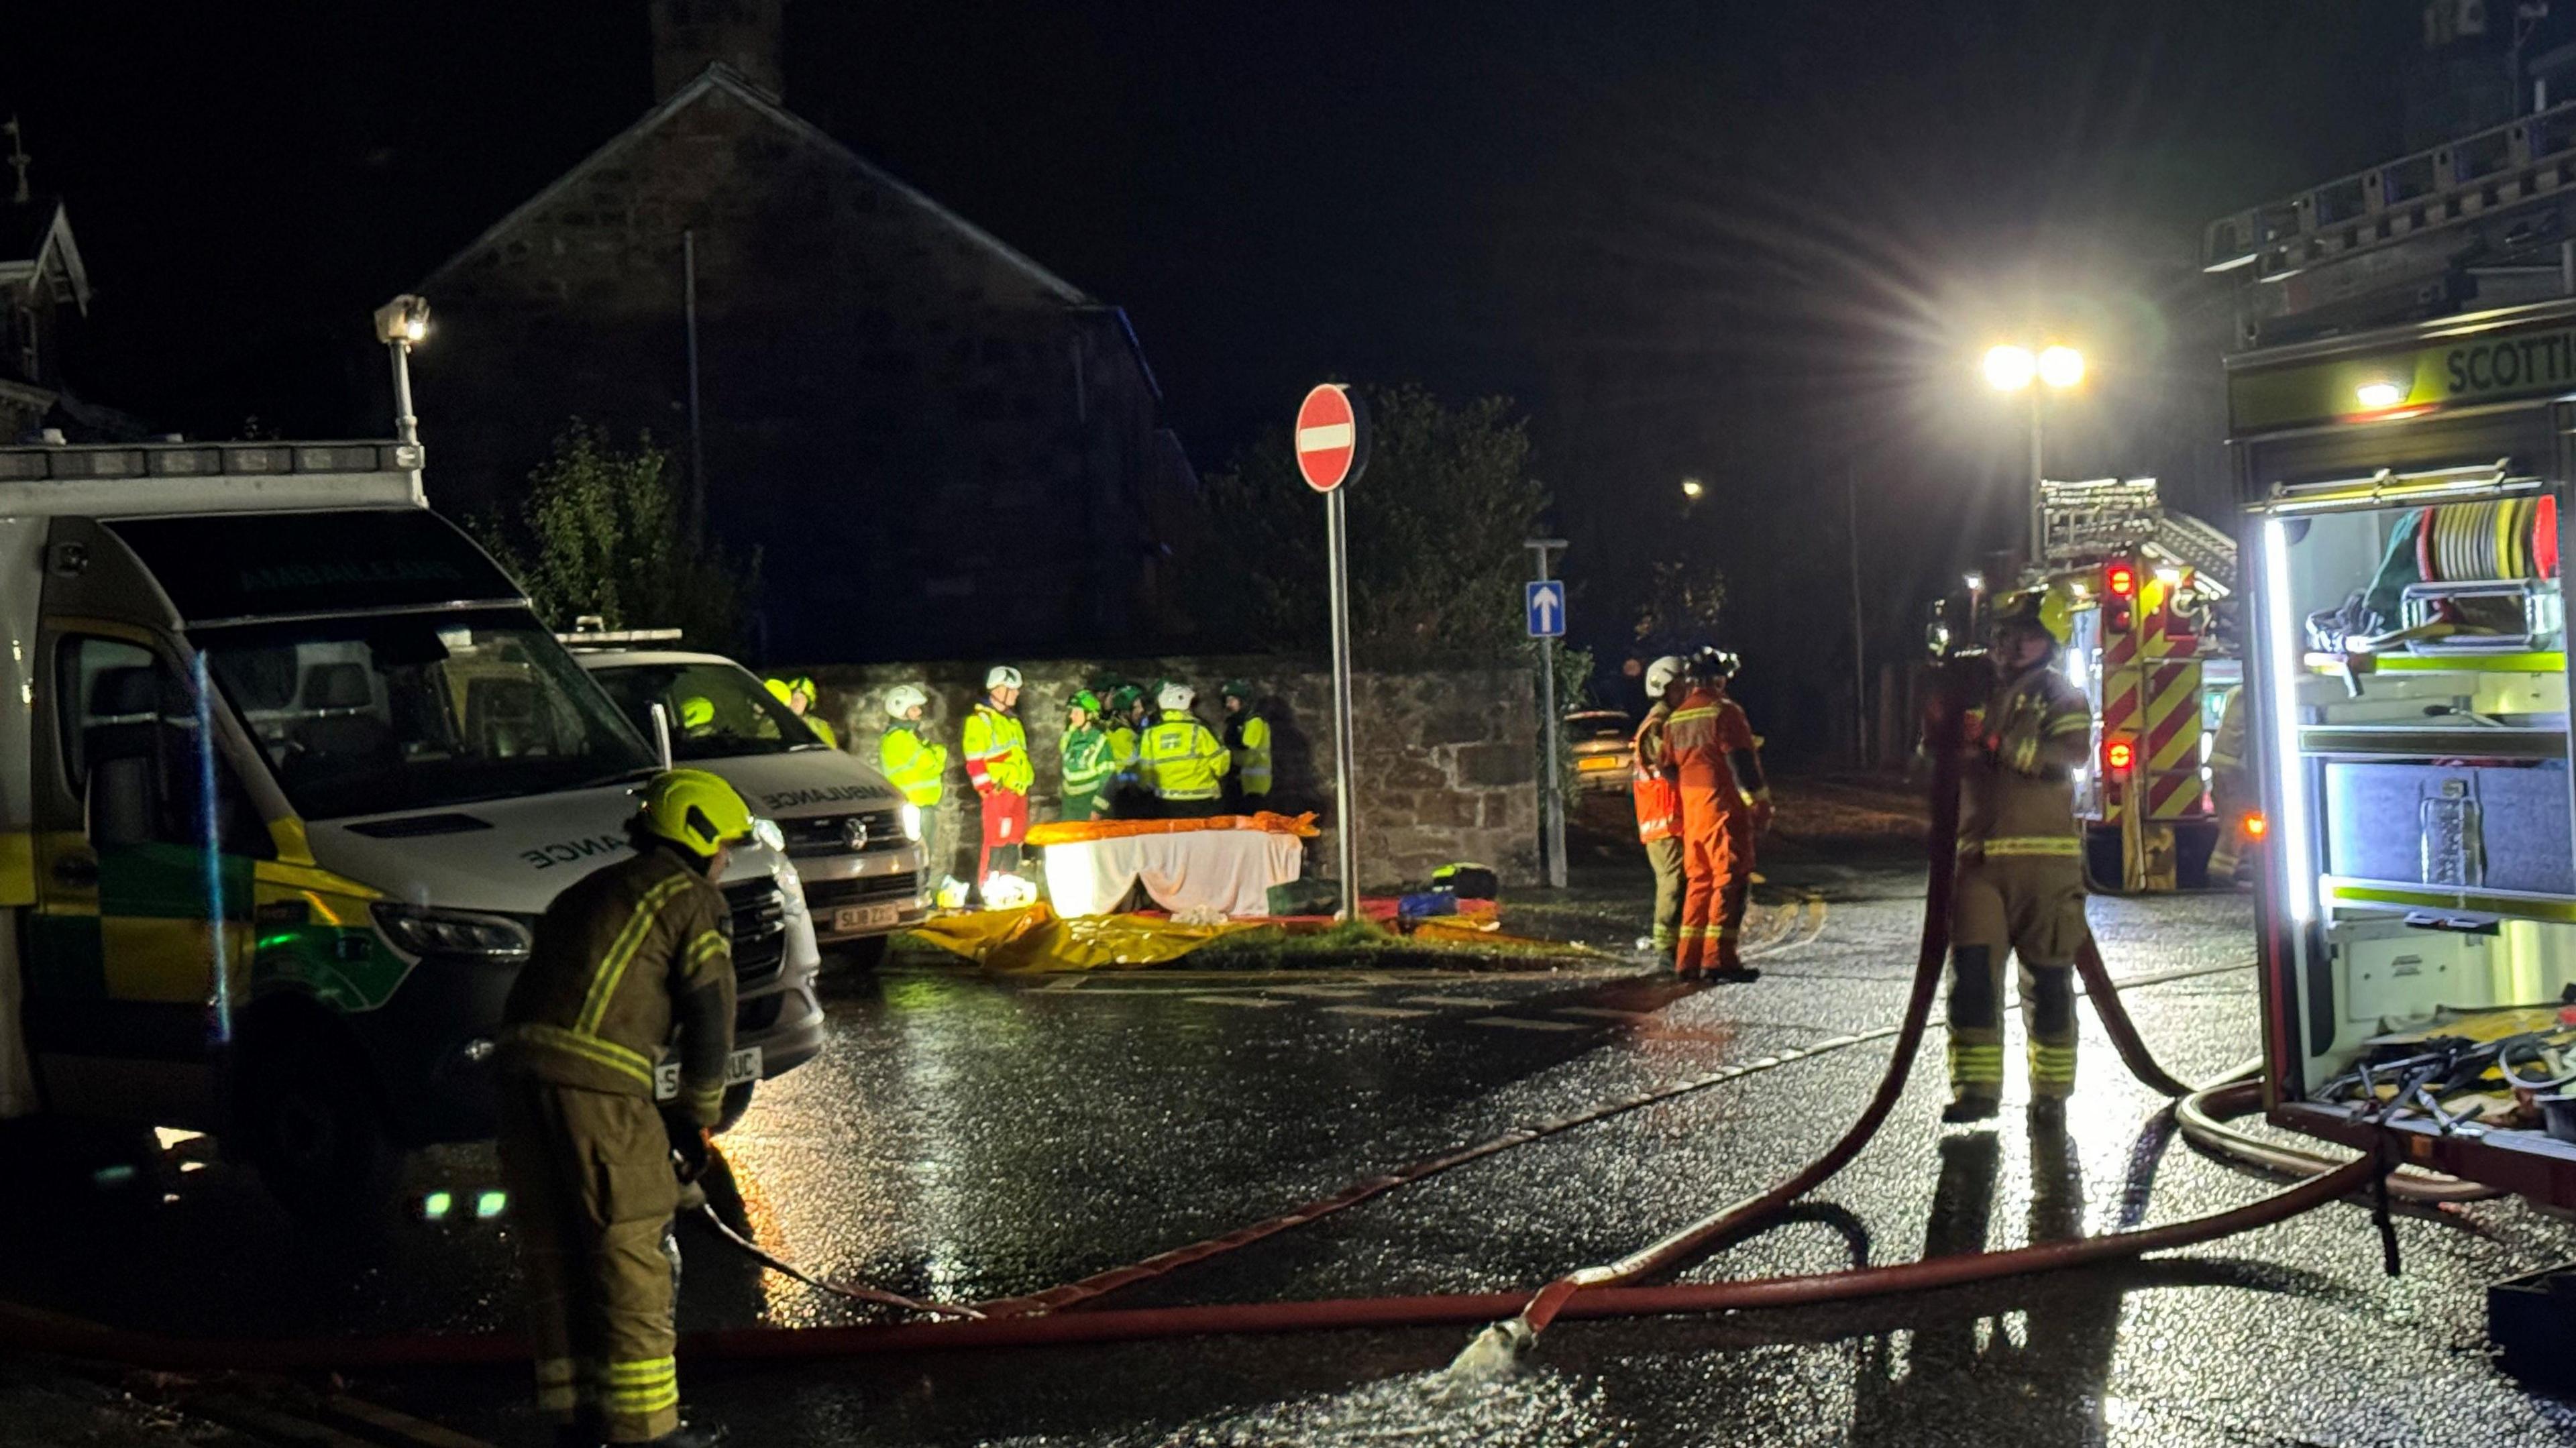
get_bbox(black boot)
[1941,1097,1999,1125]
[634,1421,727,1448]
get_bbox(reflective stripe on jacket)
[1226,713,1273,796]
[962,703,1034,795]
[878,723,948,806]
[1959,661,2090,859]
[1140,715,1230,800]
[1666,687,1758,807]
[498,846,735,1121]
[1631,702,1679,842]
[1061,724,1116,804]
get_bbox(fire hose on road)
[0,660,2479,1377]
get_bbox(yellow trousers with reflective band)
[1644,835,1684,956]
[496,1078,684,1443]
[1947,852,2090,1101]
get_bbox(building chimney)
[649,0,785,102]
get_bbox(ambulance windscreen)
[105,509,521,624]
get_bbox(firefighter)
[1219,679,1273,811]
[1631,656,1688,962]
[1138,680,1230,818]
[493,769,750,1448]
[1666,647,1771,982]
[961,666,1034,895]
[879,684,951,890]
[1102,684,1150,818]
[1945,588,2096,1125]
[765,675,839,749]
[1059,689,1116,821]
[2204,685,2253,885]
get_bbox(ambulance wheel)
[247,1036,398,1225]
[714,1081,757,1135]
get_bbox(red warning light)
[2105,561,2137,598]
[2242,811,2268,840]
[2104,739,2136,773]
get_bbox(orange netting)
[1022,811,1322,848]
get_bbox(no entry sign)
[1295,384,1367,494]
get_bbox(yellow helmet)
[1992,588,2071,646]
[678,696,716,730]
[636,768,755,858]
[764,677,795,706]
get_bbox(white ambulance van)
[0,438,820,1217]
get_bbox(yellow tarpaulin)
[907,903,1263,972]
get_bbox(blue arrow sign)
[1525,581,1566,638]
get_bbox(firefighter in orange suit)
[1665,647,1771,981]
[1631,655,1688,962]
[1945,589,2096,1125]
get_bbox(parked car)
[1566,709,1637,791]
[572,647,928,972]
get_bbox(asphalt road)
[11,825,2576,1446]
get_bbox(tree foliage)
[468,423,757,652]
[1195,384,1550,665]
[1630,555,1727,656]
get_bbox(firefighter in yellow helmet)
[1139,680,1230,818]
[1945,589,2096,1126]
[765,675,839,749]
[494,769,753,1447]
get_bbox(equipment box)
[2323,760,2576,896]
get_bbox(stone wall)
[800,655,1542,889]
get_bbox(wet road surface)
[9,844,2576,1445]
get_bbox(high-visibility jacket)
[878,722,947,807]
[497,846,735,1125]
[1106,724,1140,787]
[1140,714,1230,801]
[1960,660,2092,860]
[1631,702,1679,842]
[1061,724,1116,812]
[961,702,1034,796]
[804,715,841,750]
[1226,713,1273,797]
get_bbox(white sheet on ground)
[1042,831,1303,919]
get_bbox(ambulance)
[0,438,821,1217]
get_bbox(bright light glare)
[423,1190,453,1221]
[2038,345,2085,389]
[476,1190,508,1220]
[1963,571,1985,592]
[1680,477,1706,500]
[2355,380,2404,410]
[2262,519,2314,923]
[900,802,923,842]
[1984,345,2037,392]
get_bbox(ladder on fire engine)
[2038,478,2237,598]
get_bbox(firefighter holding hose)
[1945,588,2095,1125]
[1666,647,1770,982]
[494,769,752,1447]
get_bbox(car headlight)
[899,802,922,841]
[751,816,786,852]
[372,903,533,960]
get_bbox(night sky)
[4,1,2432,714]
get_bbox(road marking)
[1400,995,1511,1009]
[1187,995,1293,1009]
[1268,984,1377,999]
[1322,1004,1436,1019]
[1466,1015,1585,1032]
[1555,1006,1652,1021]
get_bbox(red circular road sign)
[1295,384,1367,494]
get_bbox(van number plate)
[654,1047,762,1101]
[834,904,902,933]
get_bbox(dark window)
[56,635,271,856]
[106,510,521,624]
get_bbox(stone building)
[0,123,106,443]
[408,1,1197,663]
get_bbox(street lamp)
[373,294,431,447]
[1984,342,2083,566]
[1680,476,1705,500]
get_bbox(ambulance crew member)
[1631,655,1688,962]
[1059,689,1116,821]
[1664,647,1771,982]
[1220,678,1273,810]
[879,683,949,888]
[1139,681,1230,818]
[1102,684,1148,818]
[765,675,838,748]
[961,666,1034,893]
[494,769,751,1448]
[1945,590,2096,1125]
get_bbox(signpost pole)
[1527,539,1568,890]
[1326,488,1360,920]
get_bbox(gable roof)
[0,199,91,313]
[419,64,1092,306]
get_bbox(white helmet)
[985,665,1024,691]
[1644,655,1686,695]
[1159,681,1195,712]
[883,683,928,718]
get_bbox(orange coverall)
[1665,684,1765,974]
